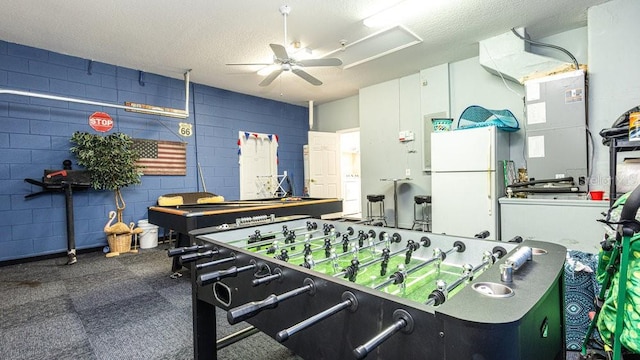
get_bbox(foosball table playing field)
[171,216,567,360]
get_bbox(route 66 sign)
[178,122,193,137]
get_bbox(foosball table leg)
[193,285,217,359]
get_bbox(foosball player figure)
[266,240,280,254]
[285,231,296,250]
[303,243,312,258]
[324,238,332,258]
[462,263,474,282]
[380,248,391,276]
[343,259,360,282]
[249,229,261,242]
[405,240,420,264]
[358,230,366,247]
[391,263,408,291]
[323,223,334,236]
[275,249,289,262]
[301,254,315,269]
[342,234,350,253]
[433,248,443,275]
[306,221,317,231]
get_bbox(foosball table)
[172,216,566,359]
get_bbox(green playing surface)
[246,237,484,305]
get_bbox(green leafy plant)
[70,131,142,211]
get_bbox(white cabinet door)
[431,127,495,172]
[431,171,497,239]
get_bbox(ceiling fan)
[227,5,342,87]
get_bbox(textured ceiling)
[0,0,609,107]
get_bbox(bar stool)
[366,194,387,226]
[411,195,431,231]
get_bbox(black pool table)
[148,197,343,241]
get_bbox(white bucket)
[138,219,158,249]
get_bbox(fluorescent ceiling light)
[363,11,402,28]
[363,0,442,28]
[323,25,423,69]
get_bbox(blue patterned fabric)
[564,250,601,350]
[457,105,520,132]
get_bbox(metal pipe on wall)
[0,70,191,119]
[308,100,314,130]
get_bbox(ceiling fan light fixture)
[235,5,341,87]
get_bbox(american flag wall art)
[132,139,187,175]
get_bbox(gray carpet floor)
[0,243,300,360]
[1,243,587,360]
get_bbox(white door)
[308,131,340,198]
[340,130,361,217]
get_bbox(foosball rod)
[284,233,358,260]
[374,241,465,290]
[247,220,338,246]
[247,228,340,253]
[216,326,260,350]
[226,221,320,245]
[352,309,414,360]
[425,247,507,306]
[311,235,383,266]
[227,278,316,325]
[272,228,376,259]
[333,246,407,278]
[275,291,358,343]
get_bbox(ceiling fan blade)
[292,68,322,86]
[269,44,289,60]
[259,69,284,87]
[297,58,343,67]
[226,62,273,66]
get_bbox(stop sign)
[89,112,113,132]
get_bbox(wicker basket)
[108,233,132,253]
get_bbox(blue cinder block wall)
[0,40,308,262]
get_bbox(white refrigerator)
[430,126,510,240]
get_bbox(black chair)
[366,194,387,226]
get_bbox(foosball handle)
[197,261,256,287]
[227,294,279,325]
[167,244,204,257]
[179,249,219,264]
[228,279,315,325]
[195,254,237,271]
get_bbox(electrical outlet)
[405,168,411,176]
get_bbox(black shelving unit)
[607,137,640,206]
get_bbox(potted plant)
[69,131,143,255]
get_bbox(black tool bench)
[25,166,90,265]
